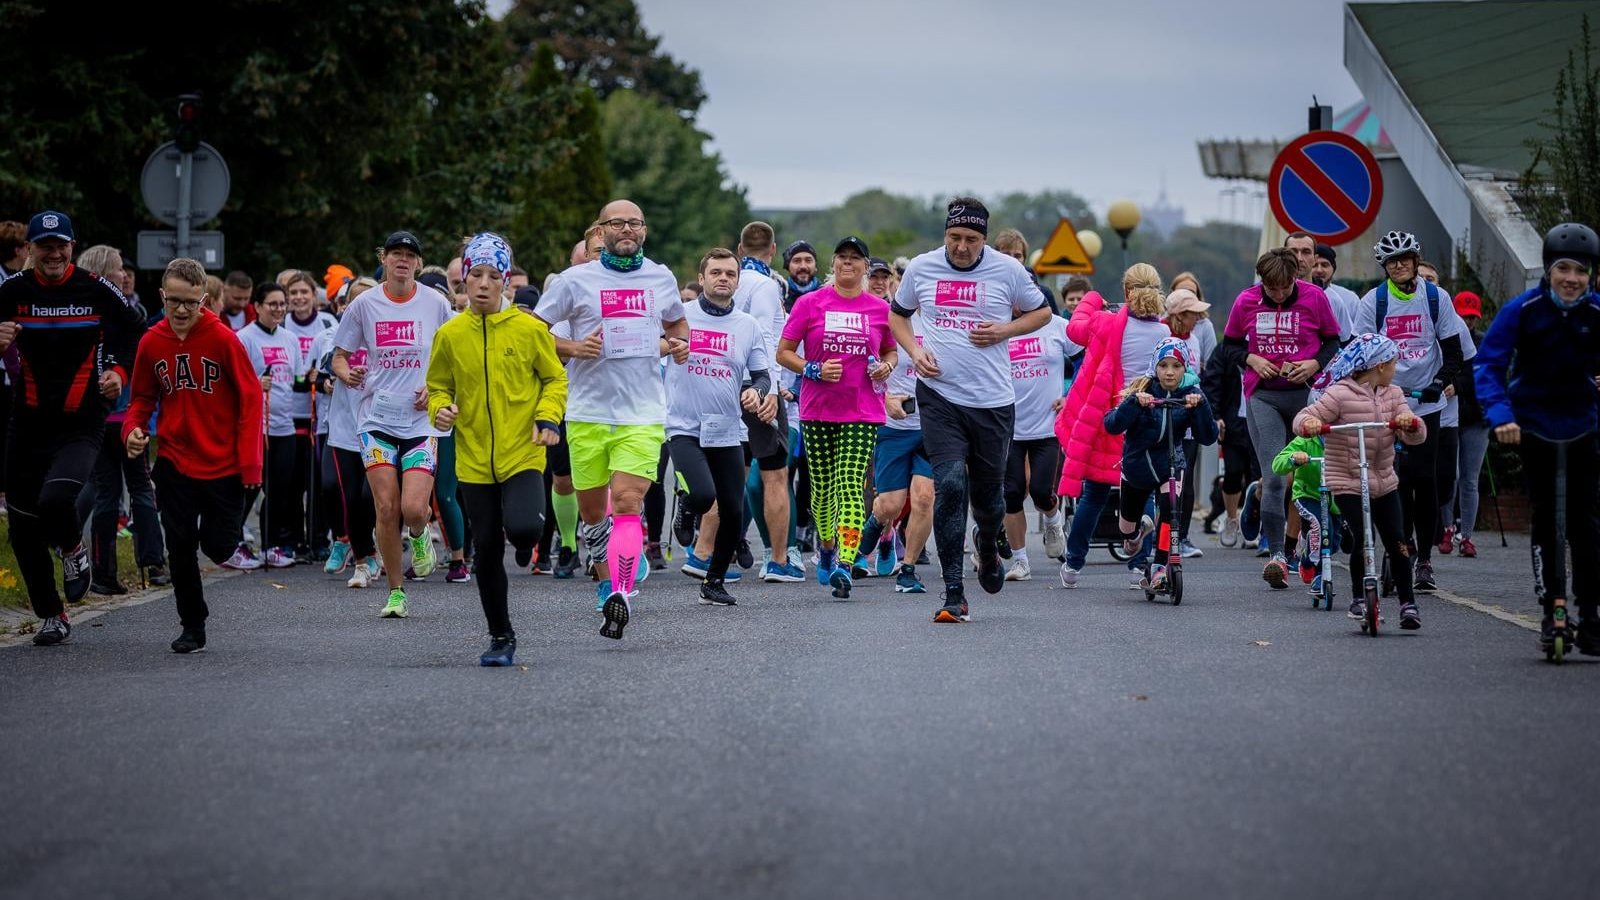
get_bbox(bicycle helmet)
[1372,230,1422,264]
[1541,222,1600,272]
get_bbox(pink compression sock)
[608,514,644,595]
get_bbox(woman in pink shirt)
[778,236,897,599]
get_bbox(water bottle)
[868,355,886,396]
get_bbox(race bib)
[600,289,657,360]
[700,413,741,448]
[371,390,414,429]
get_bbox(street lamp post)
[1107,199,1141,277]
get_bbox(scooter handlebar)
[1323,420,1407,434]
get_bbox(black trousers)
[1178,439,1200,541]
[79,420,166,582]
[1120,480,1174,566]
[1004,437,1062,515]
[152,458,244,629]
[460,470,546,637]
[331,447,376,559]
[6,413,101,618]
[918,383,1012,594]
[292,420,332,554]
[1338,490,1413,604]
[243,435,302,550]
[644,443,670,544]
[1396,411,1442,561]
[1518,433,1598,614]
[668,436,746,580]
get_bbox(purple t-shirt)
[1224,280,1341,396]
[781,286,892,424]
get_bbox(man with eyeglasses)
[124,258,264,653]
[537,200,689,640]
[0,210,145,645]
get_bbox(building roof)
[1350,1,1591,176]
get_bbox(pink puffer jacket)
[1291,380,1426,497]
[1055,291,1130,497]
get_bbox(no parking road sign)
[1267,131,1383,246]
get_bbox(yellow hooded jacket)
[427,305,567,483]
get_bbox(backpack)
[1374,279,1440,337]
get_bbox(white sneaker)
[1128,569,1145,590]
[1005,557,1031,581]
[1220,516,1241,548]
[1042,518,1066,560]
[264,547,296,568]
[347,563,372,589]
[223,545,263,571]
[786,546,805,573]
[1060,564,1080,588]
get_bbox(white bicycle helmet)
[1373,230,1421,264]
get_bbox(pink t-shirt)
[1223,280,1341,396]
[781,286,892,424]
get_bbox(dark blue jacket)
[1103,383,1217,487]
[1474,285,1600,441]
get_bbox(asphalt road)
[0,524,1590,900]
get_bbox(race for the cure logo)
[600,289,649,318]
[1009,337,1042,362]
[350,348,367,367]
[689,328,731,357]
[824,310,865,334]
[1386,314,1425,341]
[298,335,316,355]
[1253,310,1298,336]
[374,321,416,347]
[261,345,290,379]
[935,280,981,308]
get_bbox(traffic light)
[175,93,202,154]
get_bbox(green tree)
[991,190,1096,249]
[503,0,705,118]
[599,91,749,279]
[1521,14,1600,233]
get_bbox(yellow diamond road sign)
[1032,217,1094,275]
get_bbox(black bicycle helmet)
[1372,230,1422,264]
[1542,222,1600,272]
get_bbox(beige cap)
[1164,288,1210,316]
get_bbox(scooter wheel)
[1169,568,1183,606]
[1552,635,1565,664]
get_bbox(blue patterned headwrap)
[1146,337,1191,376]
[1313,332,1398,390]
[463,232,513,283]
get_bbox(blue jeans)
[1065,479,1152,571]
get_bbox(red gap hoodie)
[123,308,265,484]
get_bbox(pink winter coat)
[1055,291,1139,497]
[1291,380,1426,497]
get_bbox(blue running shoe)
[638,554,650,584]
[680,551,709,579]
[875,541,896,578]
[479,634,516,667]
[816,547,837,586]
[596,579,612,612]
[829,567,852,599]
[323,540,351,575]
[894,564,926,594]
[761,561,805,583]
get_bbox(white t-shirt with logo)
[894,248,1046,409]
[734,267,785,373]
[306,328,338,437]
[883,317,925,432]
[284,310,337,422]
[323,335,367,452]
[332,282,453,439]
[237,322,303,438]
[665,300,769,442]
[1120,316,1172,387]
[1352,283,1475,417]
[536,259,686,426]
[1010,315,1081,440]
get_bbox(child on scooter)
[1104,338,1216,590]
[1293,334,1425,627]
[1272,433,1340,596]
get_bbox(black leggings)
[644,444,670,544]
[1337,490,1413,604]
[1433,425,1458,544]
[152,459,244,629]
[460,470,546,637]
[332,446,376,559]
[1518,433,1599,615]
[1004,437,1062,515]
[243,435,302,550]
[1178,439,1199,541]
[1221,435,1255,495]
[5,414,101,618]
[668,436,746,580]
[1119,481,1173,566]
[1395,411,1442,561]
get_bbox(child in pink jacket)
[1292,334,1425,627]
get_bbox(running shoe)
[829,567,852,600]
[325,541,352,574]
[347,563,372,589]
[600,591,630,639]
[171,628,206,654]
[762,560,806,583]
[1060,565,1080,588]
[60,544,92,602]
[480,634,516,667]
[875,541,897,578]
[224,544,263,571]
[529,552,551,576]
[1414,561,1437,592]
[1262,555,1288,589]
[1255,544,1271,559]
[33,614,71,646]
[816,547,838,587]
[646,542,666,573]
[916,548,930,566]
[699,578,737,606]
[996,529,1013,561]
[1122,515,1154,557]
[851,559,871,580]
[1043,518,1067,560]
[146,565,171,587]
[1299,558,1318,584]
[595,579,611,612]
[934,592,969,623]
[380,588,408,618]
[1220,516,1241,548]
[672,494,696,548]
[1005,557,1031,581]
[736,539,755,570]
[1400,602,1421,630]
[976,542,1004,595]
[90,578,128,597]
[1178,539,1204,559]
[1437,526,1455,556]
[1348,598,1365,620]
[787,546,805,572]
[409,532,437,579]
[1240,482,1261,544]
[553,545,577,579]
[894,564,926,594]
[1309,574,1323,597]
[446,560,472,583]
[681,551,709,579]
[1128,568,1145,590]
[1459,537,1477,558]
[637,553,651,584]
[264,547,296,569]
[1576,617,1600,656]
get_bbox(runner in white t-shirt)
[235,283,305,570]
[890,198,1053,623]
[536,200,688,640]
[1310,243,1360,341]
[331,231,453,619]
[1001,313,1079,580]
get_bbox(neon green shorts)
[565,422,666,491]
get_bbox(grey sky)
[632,0,1365,225]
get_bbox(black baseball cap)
[513,285,542,310]
[417,272,449,294]
[383,231,423,254]
[27,210,74,243]
[834,236,870,258]
[868,256,892,274]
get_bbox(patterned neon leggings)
[799,421,877,565]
